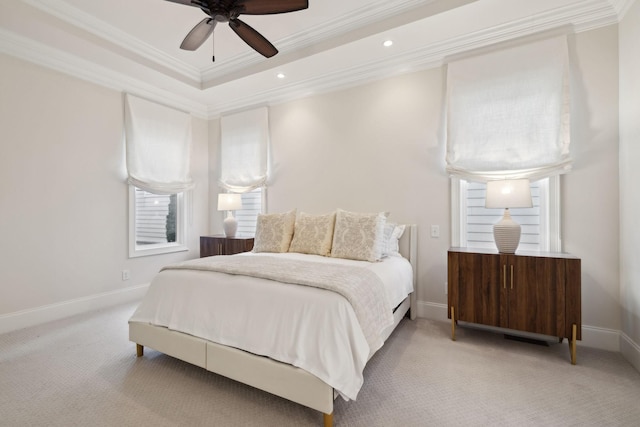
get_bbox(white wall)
[210,25,623,347]
[619,0,640,370]
[564,26,621,341]
[267,69,450,310]
[0,54,209,330]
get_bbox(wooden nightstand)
[200,235,254,257]
[447,247,581,364]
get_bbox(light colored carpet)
[1,301,640,426]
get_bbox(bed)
[129,210,417,427]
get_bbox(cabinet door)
[225,238,254,255]
[506,255,565,336]
[455,252,506,328]
[200,237,225,257]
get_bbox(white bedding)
[129,252,414,400]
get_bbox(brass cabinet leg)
[570,324,577,365]
[451,306,456,341]
[323,413,333,427]
[136,344,144,357]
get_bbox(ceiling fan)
[165,0,309,61]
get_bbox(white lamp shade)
[485,179,532,209]
[217,193,242,211]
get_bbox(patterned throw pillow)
[253,209,297,253]
[289,211,336,256]
[330,209,387,262]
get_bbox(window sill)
[129,243,188,258]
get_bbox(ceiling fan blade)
[180,18,216,51]
[229,18,278,58]
[164,0,200,6]
[238,0,308,15]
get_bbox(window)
[235,188,265,236]
[446,37,569,253]
[452,176,561,252]
[124,94,193,258]
[128,187,187,257]
[219,107,269,237]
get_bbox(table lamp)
[218,193,242,237]
[485,179,532,253]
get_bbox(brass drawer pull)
[503,265,507,289]
[511,265,514,289]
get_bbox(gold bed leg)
[323,412,333,427]
[450,306,456,341]
[136,344,144,357]
[570,324,577,365]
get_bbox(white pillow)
[253,209,297,253]
[289,211,336,256]
[330,209,387,262]
[382,223,406,257]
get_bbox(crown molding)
[203,0,623,117]
[3,0,625,119]
[200,0,433,82]
[20,0,203,83]
[0,28,209,118]
[21,0,431,86]
[611,0,638,19]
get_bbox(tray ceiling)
[0,0,631,117]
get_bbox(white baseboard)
[579,325,621,352]
[417,300,448,320]
[0,284,149,335]
[620,332,640,372]
[416,300,621,352]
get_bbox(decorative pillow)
[252,209,297,253]
[330,209,387,262]
[288,211,336,256]
[382,223,406,257]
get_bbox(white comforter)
[129,252,413,400]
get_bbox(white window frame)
[234,187,266,236]
[451,176,561,252]
[128,186,188,258]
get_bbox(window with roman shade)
[124,94,193,257]
[446,36,570,252]
[219,107,269,234]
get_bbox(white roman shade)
[445,36,571,181]
[219,107,269,192]
[125,94,194,194]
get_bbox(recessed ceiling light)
[383,40,393,47]
[277,72,286,79]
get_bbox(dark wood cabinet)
[200,235,254,257]
[448,247,581,364]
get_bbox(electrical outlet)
[430,225,440,238]
[122,270,130,281]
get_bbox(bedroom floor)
[1,301,639,426]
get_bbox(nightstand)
[200,235,254,257]
[447,247,581,364]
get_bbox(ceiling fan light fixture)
[167,0,309,61]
